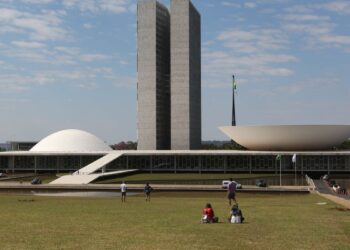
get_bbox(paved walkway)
[0,182,309,193]
[313,179,350,209]
[50,169,138,185]
[0,174,35,181]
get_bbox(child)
[202,203,219,223]
[229,203,244,223]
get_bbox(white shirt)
[120,183,127,192]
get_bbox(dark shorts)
[228,192,235,199]
[122,192,126,197]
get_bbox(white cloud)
[202,27,297,88]
[119,60,129,65]
[218,28,288,53]
[283,14,330,22]
[203,51,295,77]
[0,25,24,34]
[3,44,112,65]
[109,75,136,88]
[0,73,55,92]
[283,20,350,49]
[284,5,313,13]
[54,47,111,62]
[283,22,332,36]
[0,68,134,92]
[20,0,54,4]
[0,8,67,41]
[11,40,46,48]
[280,4,350,50]
[62,0,133,14]
[54,46,80,55]
[80,53,111,62]
[5,49,50,63]
[244,2,257,8]
[323,1,350,15]
[221,1,241,8]
[83,23,94,29]
[278,76,341,95]
[319,35,350,45]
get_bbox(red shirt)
[203,208,214,220]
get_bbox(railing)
[305,175,316,191]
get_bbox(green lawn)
[0,192,349,250]
[95,173,281,184]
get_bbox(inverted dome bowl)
[220,125,350,151]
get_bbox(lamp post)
[276,154,282,187]
[280,158,282,187]
[292,154,297,185]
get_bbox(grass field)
[0,192,349,250]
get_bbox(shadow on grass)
[329,207,350,212]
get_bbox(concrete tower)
[137,0,171,150]
[171,0,201,150]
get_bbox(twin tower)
[137,0,201,150]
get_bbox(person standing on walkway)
[227,178,237,206]
[120,181,127,203]
[144,182,153,202]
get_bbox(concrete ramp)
[50,174,98,185]
[74,152,124,175]
[50,169,138,185]
[50,152,136,185]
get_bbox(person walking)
[227,178,237,206]
[144,182,153,202]
[120,181,127,203]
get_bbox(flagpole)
[232,75,236,126]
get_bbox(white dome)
[30,129,112,152]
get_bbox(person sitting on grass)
[229,203,244,224]
[201,203,218,223]
[144,182,153,202]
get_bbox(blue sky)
[0,0,350,143]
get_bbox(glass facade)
[0,156,8,169]
[1,153,350,173]
[0,155,101,172]
[106,154,350,173]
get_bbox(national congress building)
[137,0,201,150]
[0,0,349,185]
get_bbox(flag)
[232,75,237,90]
[292,154,297,163]
[276,154,282,161]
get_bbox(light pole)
[293,154,297,185]
[276,154,282,187]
